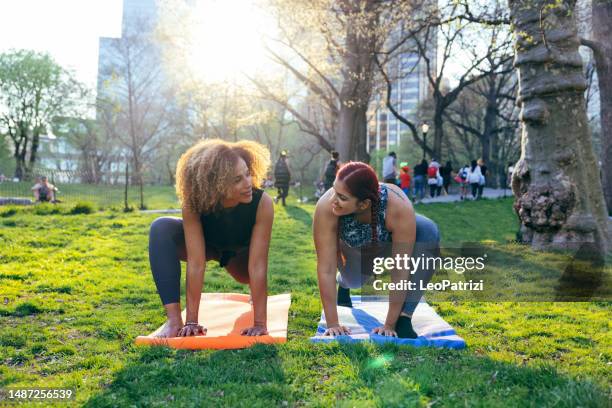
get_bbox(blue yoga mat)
[311,296,466,349]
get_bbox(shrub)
[70,201,95,215]
[0,301,44,317]
[0,207,18,217]
[34,203,62,215]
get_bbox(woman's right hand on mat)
[323,324,351,336]
[178,323,207,337]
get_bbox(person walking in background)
[427,160,440,198]
[477,158,487,199]
[399,164,412,199]
[429,158,441,171]
[456,164,470,200]
[382,151,398,184]
[323,151,340,192]
[436,172,444,197]
[440,161,453,195]
[274,151,291,206]
[467,160,482,199]
[507,161,515,189]
[413,159,427,201]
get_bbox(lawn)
[0,196,610,407]
[0,181,179,210]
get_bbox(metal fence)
[0,167,177,209]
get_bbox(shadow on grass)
[417,242,612,303]
[83,340,609,407]
[84,344,288,407]
[284,205,313,230]
[335,342,608,407]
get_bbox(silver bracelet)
[184,321,200,326]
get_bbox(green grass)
[0,181,179,209]
[0,182,319,210]
[0,197,610,407]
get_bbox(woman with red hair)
[313,162,440,338]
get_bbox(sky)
[0,0,123,88]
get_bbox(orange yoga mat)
[135,293,291,350]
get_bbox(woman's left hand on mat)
[372,325,397,337]
[241,325,268,336]
[178,324,207,337]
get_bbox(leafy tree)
[376,0,514,161]
[0,50,84,180]
[51,116,118,184]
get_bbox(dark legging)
[470,183,479,198]
[148,217,250,305]
[276,185,289,205]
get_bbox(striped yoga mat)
[311,296,466,349]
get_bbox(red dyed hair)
[336,162,381,243]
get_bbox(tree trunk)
[510,0,609,253]
[28,126,42,177]
[13,125,29,180]
[337,104,370,162]
[482,85,498,187]
[335,0,377,163]
[491,131,502,188]
[592,0,612,215]
[432,108,444,160]
[13,140,24,181]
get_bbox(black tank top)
[200,188,263,266]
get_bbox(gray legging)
[336,214,440,315]
[148,217,250,305]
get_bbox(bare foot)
[154,320,183,338]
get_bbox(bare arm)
[380,184,417,332]
[182,207,206,325]
[313,191,349,334]
[244,193,274,335]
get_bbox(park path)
[140,188,513,214]
[416,188,513,204]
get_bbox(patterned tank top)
[339,184,391,248]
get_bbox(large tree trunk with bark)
[335,0,378,163]
[592,0,612,215]
[510,0,609,253]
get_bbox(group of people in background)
[381,151,490,202]
[273,149,500,206]
[457,159,488,200]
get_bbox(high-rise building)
[96,0,160,101]
[367,26,437,153]
[96,0,169,180]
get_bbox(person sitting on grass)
[148,139,274,338]
[313,162,440,338]
[31,176,58,203]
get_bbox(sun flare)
[188,0,274,83]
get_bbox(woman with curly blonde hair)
[149,139,274,338]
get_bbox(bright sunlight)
[188,0,275,83]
